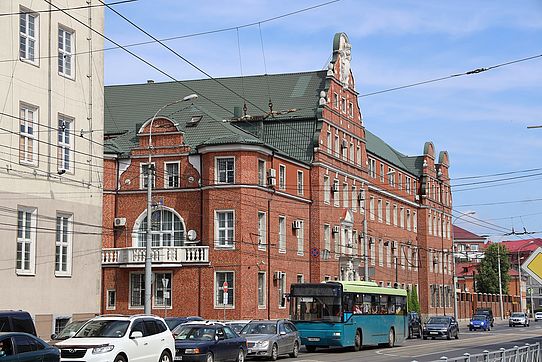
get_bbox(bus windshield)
[290,284,342,322]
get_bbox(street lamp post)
[451,211,475,320]
[497,245,505,320]
[517,240,534,312]
[144,94,198,315]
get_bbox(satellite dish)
[187,230,197,241]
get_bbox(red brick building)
[101,33,454,319]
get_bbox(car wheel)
[469,327,472,331]
[206,352,214,362]
[236,348,245,362]
[305,345,316,353]
[387,328,395,348]
[114,356,127,362]
[455,330,459,339]
[289,342,299,358]
[408,328,412,339]
[353,330,362,351]
[159,351,171,362]
[270,343,278,361]
[423,336,427,340]
[418,330,422,339]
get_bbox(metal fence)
[415,343,540,362]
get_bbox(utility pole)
[497,245,505,320]
[363,186,369,281]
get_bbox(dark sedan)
[422,316,459,340]
[0,332,60,361]
[174,322,247,362]
[166,316,205,332]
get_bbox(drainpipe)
[267,151,275,320]
[199,154,204,317]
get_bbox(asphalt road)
[292,321,542,362]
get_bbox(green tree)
[475,243,510,294]
[407,287,420,313]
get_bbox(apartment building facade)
[102,32,453,318]
[0,1,104,338]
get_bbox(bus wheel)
[386,328,395,348]
[305,346,316,353]
[353,330,362,351]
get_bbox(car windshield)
[241,323,277,335]
[227,324,246,334]
[428,317,449,325]
[175,326,216,341]
[511,313,524,317]
[472,315,486,321]
[165,319,186,330]
[57,320,87,339]
[73,320,130,338]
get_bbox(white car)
[509,312,530,327]
[56,315,175,362]
[535,312,542,322]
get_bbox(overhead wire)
[0,0,137,17]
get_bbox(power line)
[451,167,542,181]
[454,198,542,208]
[0,0,137,17]
[358,53,542,98]
[451,171,542,188]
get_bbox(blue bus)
[289,281,407,351]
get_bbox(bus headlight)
[332,332,341,336]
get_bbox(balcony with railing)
[102,246,209,266]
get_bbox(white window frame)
[215,210,235,248]
[258,211,266,250]
[378,239,383,267]
[153,272,172,308]
[129,272,145,309]
[406,176,411,194]
[58,26,74,78]
[19,9,38,64]
[57,115,74,173]
[351,186,357,212]
[393,204,398,226]
[297,170,304,195]
[334,135,340,156]
[106,289,116,310]
[342,182,348,208]
[356,145,361,166]
[333,180,340,207]
[388,168,395,186]
[296,220,304,256]
[413,211,418,232]
[428,213,433,236]
[55,213,72,277]
[140,162,155,190]
[341,139,348,160]
[398,173,402,190]
[370,237,376,266]
[164,161,180,188]
[348,101,354,117]
[278,216,286,253]
[323,224,331,259]
[400,207,405,228]
[215,271,235,308]
[323,175,330,204]
[369,196,375,220]
[406,209,411,231]
[385,201,390,225]
[19,103,38,165]
[326,131,332,153]
[215,157,235,184]
[279,164,286,190]
[377,199,383,223]
[380,163,385,183]
[258,159,266,186]
[278,273,287,308]
[333,93,339,108]
[16,207,37,275]
[258,272,266,308]
[369,158,376,178]
[341,97,346,113]
[349,142,354,162]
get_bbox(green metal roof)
[338,281,408,296]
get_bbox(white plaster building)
[0,0,104,338]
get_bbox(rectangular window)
[55,318,70,335]
[334,135,340,156]
[216,157,235,184]
[428,213,432,236]
[215,211,234,248]
[342,183,348,208]
[323,224,330,259]
[297,274,304,283]
[58,27,74,78]
[406,209,411,231]
[326,131,332,153]
[377,199,383,223]
[348,102,354,117]
[378,239,383,267]
[258,211,266,250]
[258,159,266,186]
[16,207,36,275]
[55,213,72,276]
[380,164,385,183]
[341,139,348,160]
[341,97,346,113]
[406,176,411,194]
[333,93,339,108]
[258,272,266,308]
[413,211,417,232]
[19,10,38,63]
[130,272,145,308]
[333,180,340,207]
[279,164,286,190]
[349,143,354,162]
[352,186,357,212]
[369,196,375,220]
[215,271,234,307]
[278,216,286,253]
[393,205,398,226]
[398,173,402,190]
[57,116,73,172]
[370,238,376,266]
[356,145,361,166]
[140,163,155,189]
[297,171,304,195]
[401,246,406,270]
[400,207,405,228]
[296,220,304,255]
[386,242,391,267]
[278,273,287,308]
[334,227,340,258]
[165,162,179,188]
[106,290,116,310]
[323,176,330,204]
[352,230,358,256]
[385,201,390,225]
[19,104,37,164]
[154,272,172,307]
[369,158,376,178]
[388,168,395,186]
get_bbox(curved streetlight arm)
[451,211,475,320]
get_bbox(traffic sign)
[522,247,542,284]
[223,281,229,293]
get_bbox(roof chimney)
[147,80,154,84]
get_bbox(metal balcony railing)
[102,246,209,265]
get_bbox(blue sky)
[104,0,542,240]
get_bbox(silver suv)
[240,320,300,361]
[56,315,175,362]
[509,312,530,327]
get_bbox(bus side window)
[388,296,396,314]
[396,296,406,315]
[353,293,363,314]
[363,295,371,314]
[380,295,388,314]
[371,295,380,314]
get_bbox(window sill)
[19,160,38,167]
[258,305,266,310]
[128,306,145,310]
[58,72,75,81]
[278,249,286,254]
[20,57,39,68]
[16,270,35,276]
[214,305,235,310]
[215,245,235,250]
[54,272,72,278]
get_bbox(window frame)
[153,272,172,309]
[215,157,235,184]
[333,179,340,207]
[106,289,117,310]
[54,212,73,277]
[278,273,287,308]
[369,158,376,178]
[16,206,37,275]
[278,164,286,190]
[19,9,39,65]
[129,272,145,309]
[257,271,266,308]
[58,26,75,79]
[164,161,180,189]
[278,216,286,253]
[214,271,235,309]
[323,175,330,204]
[258,211,266,250]
[214,210,235,249]
[297,170,304,196]
[140,162,156,190]
[342,182,348,208]
[296,220,304,256]
[19,103,38,166]
[258,159,266,186]
[323,224,331,259]
[57,115,74,173]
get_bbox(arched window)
[137,209,185,247]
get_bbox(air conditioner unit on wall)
[267,169,277,186]
[331,183,339,192]
[274,271,285,280]
[292,220,302,230]
[332,225,340,234]
[114,217,126,227]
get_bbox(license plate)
[174,357,182,361]
[430,332,438,335]
[308,337,320,342]
[247,349,252,353]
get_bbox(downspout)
[267,151,275,320]
[47,2,52,177]
[199,153,203,317]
